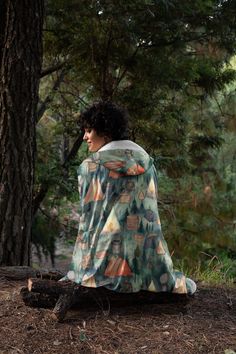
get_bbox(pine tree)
[0,0,44,265]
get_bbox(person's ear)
[104,136,112,144]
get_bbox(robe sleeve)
[77,159,93,199]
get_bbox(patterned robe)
[65,145,195,294]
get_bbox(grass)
[175,252,236,286]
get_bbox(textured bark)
[27,278,189,303]
[0,1,44,265]
[0,1,7,64]
[52,293,75,322]
[22,279,190,321]
[0,266,63,280]
[21,287,58,308]
[28,278,76,295]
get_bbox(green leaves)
[35,0,236,271]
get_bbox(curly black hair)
[80,101,129,140]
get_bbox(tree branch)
[33,184,50,215]
[37,69,66,122]
[40,62,66,78]
[112,47,139,96]
[62,131,84,167]
[141,33,209,49]
[33,131,84,215]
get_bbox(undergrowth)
[175,252,236,286]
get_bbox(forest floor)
[0,278,236,354]
[0,245,236,354]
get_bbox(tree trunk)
[0,0,44,265]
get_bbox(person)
[64,101,197,295]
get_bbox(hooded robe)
[65,140,196,294]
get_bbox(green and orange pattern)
[65,149,194,294]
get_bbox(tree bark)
[25,278,189,305]
[0,1,44,265]
[21,286,58,308]
[28,278,76,295]
[22,277,190,321]
[21,278,190,321]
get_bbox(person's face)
[83,128,107,152]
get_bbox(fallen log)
[52,292,75,322]
[21,287,58,308]
[28,278,76,295]
[22,285,189,308]
[27,278,78,322]
[0,266,39,280]
[27,278,190,304]
[22,278,191,322]
[0,266,63,281]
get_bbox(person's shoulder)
[77,156,99,175]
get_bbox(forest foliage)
[34,0,236,281]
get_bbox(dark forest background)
[1,0,236,282]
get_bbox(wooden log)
[35,270,64,281]
[28,278,190,301]
[26,278,190,307]
[28,278,77,295]
[0,266,63,281]
[0,266,39,280]
[20,287,58,308]
[22,279,191,321]
[22,285,190,310]
[27,278,76,322]
[52,293,75,322]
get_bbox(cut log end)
[27,278,76,295]
[28,278,33,292]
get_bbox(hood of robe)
[90,142,153,177]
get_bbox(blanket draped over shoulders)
[64,145,195,294]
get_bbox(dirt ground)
[0,278,235,354]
